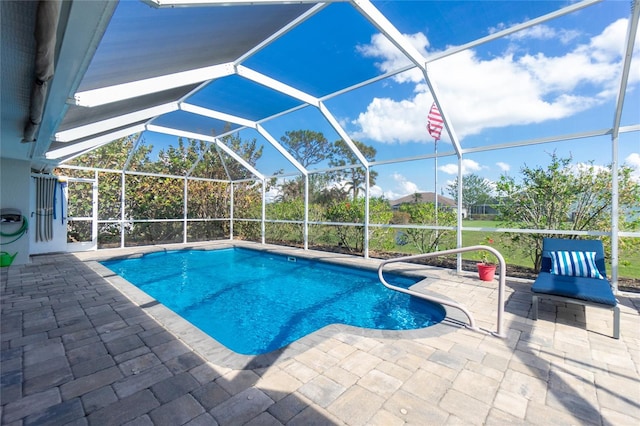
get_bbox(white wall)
[0,158,31,266]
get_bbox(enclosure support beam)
[73,63,234,107]
[364,168,370,258]
[352,0,464,157]
[183,178,188,244]
[317,101,371,257]
[256,125,308,176]
[261,180,266,245]
[608,0,639,293]
[304,174,309,251]
[611,136,619,293]
[145,125,264,180]
[47,124,146,160]
[456,157,464,273]
[229,183,234,241]
[122,134,143,173]
[55,103,178,142]
[352,0,465,259]
[92,170,99,250]
[237,66,318,106]
[318,103,368,167]
[120,172,126,248]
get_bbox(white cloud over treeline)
[626,153,640,181]
[352,18,639,144]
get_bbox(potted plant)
[477,238,497,281]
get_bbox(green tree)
[60,135,152,245]
[275,178,304,202]
[314,186,349,206]
[446,173,493,215]
[279,130,333,168]
[191,133,263,218]
[153,132,264,241]
[330,140,378,200]
[367,198,396,252]
[273,173,338,204]
[125,174,184,244]
[154,137,201,175]
[276,130,336,202]
[275,133,378,204]
[68,134,151,171]
[324,198,393,253]
[397,202,456,252]
[211,132,264,240]
[496,153,640,270]
[60,131,265,246]
[219,132,264,180]
[264,198,325,246]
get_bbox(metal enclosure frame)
[47,0,639,293]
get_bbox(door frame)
[65,175,98,252]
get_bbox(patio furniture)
[531,237,620,339]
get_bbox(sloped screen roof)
[48,0,638,195]
[77,2,315,91]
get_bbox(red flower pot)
[477,263,497,281]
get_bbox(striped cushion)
[550,251,604,279]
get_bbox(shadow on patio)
[2,251,639,424]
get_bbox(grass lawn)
[393,220,639,279]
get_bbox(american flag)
[427,102,444,141]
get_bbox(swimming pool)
[101,247,446,355]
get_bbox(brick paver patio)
[2,241,639,425]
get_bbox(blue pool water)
[101,248,445,355]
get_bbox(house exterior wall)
[0,158,31,266]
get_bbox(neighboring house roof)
[390,192,457,208]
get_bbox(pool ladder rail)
[377,245,507,338]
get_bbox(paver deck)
[2,241,639,425]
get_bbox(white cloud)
[509,24,557,40]
[265,186,281,203]
[439,159,483,175]
[496,162,510,172]
[352,93,434,143]
[356,33,427,84]
[374,172,425,200]
[353,18,639,144]
[567,162,609,181]
[392,172,420,193]
[507,24,580,45]
[325,179,350,192]
[625,152,640,181]
[589,18,633,62]
[438,163,458,175]
[369,184,384,198]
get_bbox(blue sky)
[140,0,640,201]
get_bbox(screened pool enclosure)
[4,0,639,291]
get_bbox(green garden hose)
[0,216,29,245]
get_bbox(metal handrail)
[377,245,507,338]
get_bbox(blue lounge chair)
[531,238,620,339]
